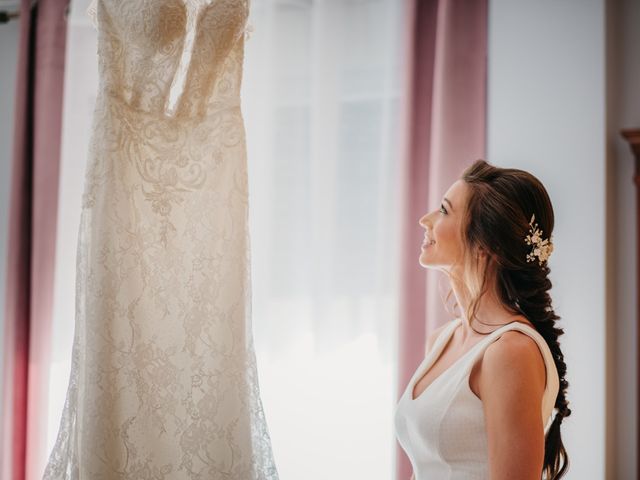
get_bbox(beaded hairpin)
[524,214,554,266]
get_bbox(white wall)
[487,0,608,478]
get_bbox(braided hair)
[444,159,571,479]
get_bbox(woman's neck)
[449,272,529,343]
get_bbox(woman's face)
[418,179,469,273]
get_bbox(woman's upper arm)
[479,331,547,480]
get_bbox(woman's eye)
[439,205,447,214]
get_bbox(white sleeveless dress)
[43,1,279,478]
[394,317,559,480]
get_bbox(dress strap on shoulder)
[462,320,560,431]
[427,317,462,356]
[471,321,558,389]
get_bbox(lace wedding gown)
[43,0,279,478]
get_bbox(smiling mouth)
[422,237,435,248]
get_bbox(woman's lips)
[422,236,435,248]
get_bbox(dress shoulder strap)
[425,317,463,357]
[462,321,560,431]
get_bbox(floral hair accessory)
[524,213,553,266]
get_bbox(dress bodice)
[394,318,560,479]
[89,0,250,119]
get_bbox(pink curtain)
[396,0,487,478]
[1,1,68,479]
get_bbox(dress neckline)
[410,317,535,402]
[411,318,469,401]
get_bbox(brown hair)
[445,159,571,479]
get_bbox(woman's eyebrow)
[443,197,453,211]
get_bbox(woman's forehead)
[443,180,468,205]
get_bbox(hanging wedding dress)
[43,0,279,478]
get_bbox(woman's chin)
[419,248,433,267]
[419,245,447,270]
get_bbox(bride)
[395,159,571,480]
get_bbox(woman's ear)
[477,247,496,272]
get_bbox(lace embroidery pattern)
[44,0,279,478]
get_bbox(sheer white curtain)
[242,1,407,478]
[45,2,97,480]
[46,0,408,479]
